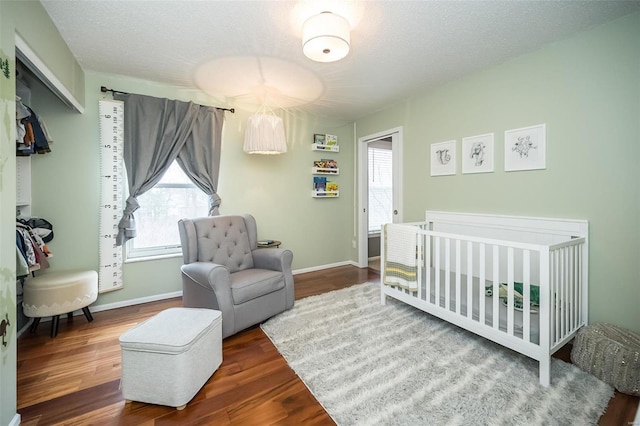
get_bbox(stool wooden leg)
[67,312,73,320]
[29,318,40,333]
[50,315,60,338]
[82,307,94,323]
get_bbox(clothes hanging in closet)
[16,97,53,156]
[16,221,52,278]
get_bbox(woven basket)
[571,323,640,396]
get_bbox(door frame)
[357,126,403,267]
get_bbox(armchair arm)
[252,248,294,310]
[252,248,293,272]
[180,262,235,337]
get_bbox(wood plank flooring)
[17,265,638,425]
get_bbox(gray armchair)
[178,214,294,338]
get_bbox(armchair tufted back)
[178,214,258,273]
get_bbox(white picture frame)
[504,124,546,172]
[430,140,456,176]
[462,133,494,174]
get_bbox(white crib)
[380,211,589,386]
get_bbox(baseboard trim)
[91,291,183,313]
[293,260,358,275]
[17,321,32,338]
[9,413,21,426]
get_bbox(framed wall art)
[504,124,546,171]
[430,140,456,176]
[462,133,494,174]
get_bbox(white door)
[357,127,403,268]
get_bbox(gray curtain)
[114,93,224,245]
[176,106,224,215]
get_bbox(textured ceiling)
[41,0,640,121]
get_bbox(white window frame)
[125,164,208,261]
[367,143,393,234]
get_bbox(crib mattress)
[388,268,541,344]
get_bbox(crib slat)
[568,247,572,335]
[493,245,499,329]
[435,237,441,307]
[577,244,582,326]
[479,243,486,325]
[455,239,461,314]
[467,242,473,319]
[523,250,531,343]
[564,247,569,337]
[549,250,554,344]
[507,247,514,336]
[562,247,569,337]
[417,233,423,302]
[580,243,586,324]
[539,246,551,386]
[445,238,451,311]
[570,245,575,331]
[554,249,560,345]
[576,244,581,329]
[566,246,572,332]
[573,245,580,330]
[558,248,563,339]
[575,244,580,328]
[426,234,432,304]
[560,248,566,341]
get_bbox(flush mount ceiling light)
[243,108,287,155]
[302,11,350,63]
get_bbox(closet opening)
[14,37,83,335]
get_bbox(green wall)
[356,12,640,334]
[28,71,356,307]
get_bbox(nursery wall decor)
[462,133,494,174]
[504,124,546,171]
[430,140,456,176]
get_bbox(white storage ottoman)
[119,307,222,409]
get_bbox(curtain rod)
[100,86,235,113]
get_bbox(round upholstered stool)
[23,270,98,337]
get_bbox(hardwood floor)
[17,265,638,425]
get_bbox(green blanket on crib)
[485,282,540,310]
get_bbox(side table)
[257,240,281,248]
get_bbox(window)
[126,161,209,259]
[368,144,393,234]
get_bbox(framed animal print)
[430,140,456,176]
[504,124,546,172]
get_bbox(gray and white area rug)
[261,283,613,426]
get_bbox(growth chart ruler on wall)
[98,99,125,293]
